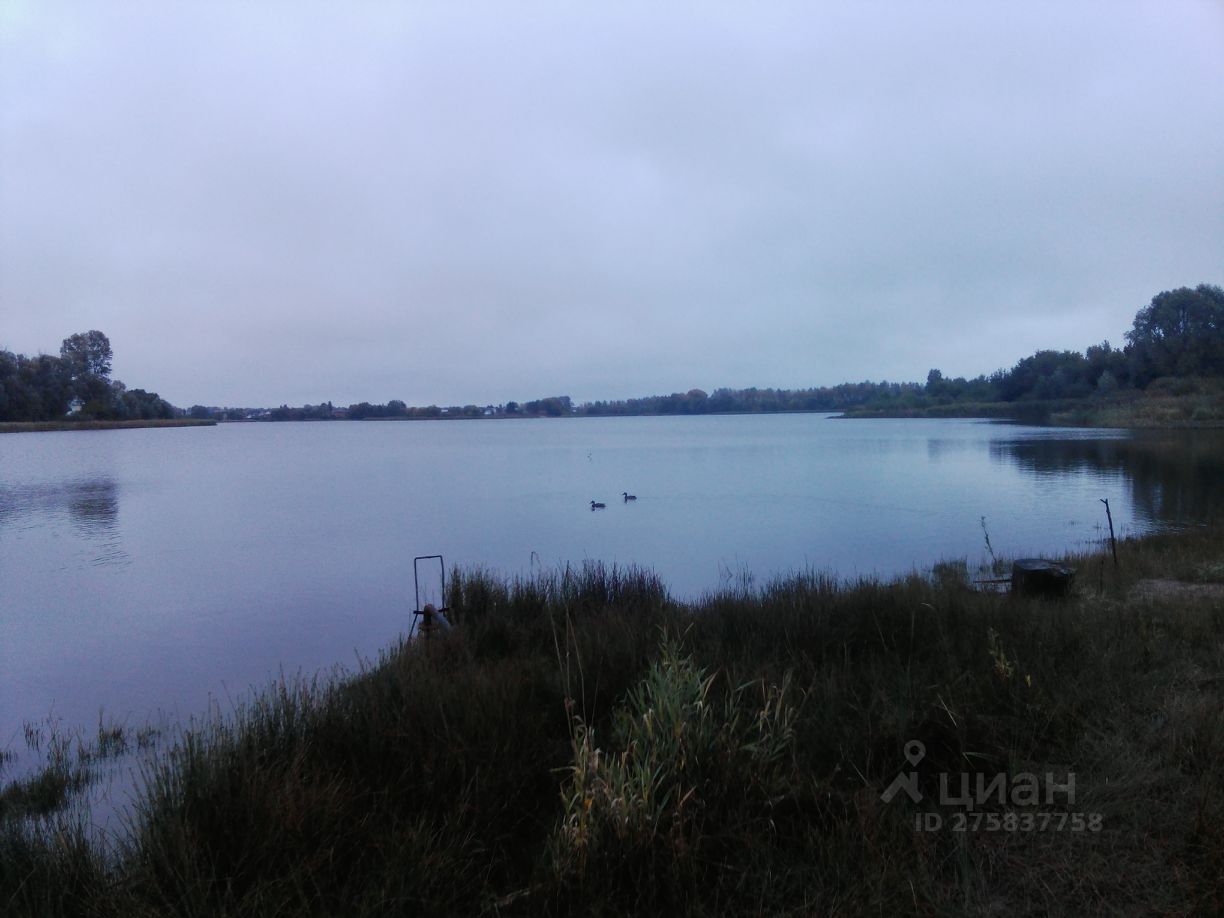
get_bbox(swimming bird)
[590,501,606,510]
[622,492,637,501]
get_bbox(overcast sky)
[2,2,1222,408]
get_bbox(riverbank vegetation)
[842,376,1224,427]
[0,419,215,434]
[3,526,1222,916]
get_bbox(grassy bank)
[840,379,1224,428]
[3,531,1223,916]
[0,419,216,434]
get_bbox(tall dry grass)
[2,539,1222,916]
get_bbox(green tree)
[1125,284,1224,384]
[1085,340,1129,389]
[60,330,113,380]
[996,350,1090,401]
[60,330,115,414]
[25,354,74,418]
[0,349,19,419]
[112,387,172,420]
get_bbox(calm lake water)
[2,414,1221,815]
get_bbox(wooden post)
[1100,499,1118,568]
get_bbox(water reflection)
[991,431,1224,527]
[0,477,127,566]
[68,479,120,535]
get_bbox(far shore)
[9,391,1223,433]
[0,418,217,434]
[838,390,1224,428]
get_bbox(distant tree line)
[188,282,1224,424]
[898,283,1223,409]
[579,383,921,416]
[572,286,1222,415]
[578,284,1224,416]
[189,396,584,421]
[0,331,175,422]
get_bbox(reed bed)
[2,538,1222,916]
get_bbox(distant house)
[66,398,84,416]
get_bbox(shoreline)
[837,409,1224,428]
[3,525,1222,914]
[838,388,1224,427]
[129,408,1224,430]
[0,418,217,434]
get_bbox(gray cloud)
[2,1,1222,407]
